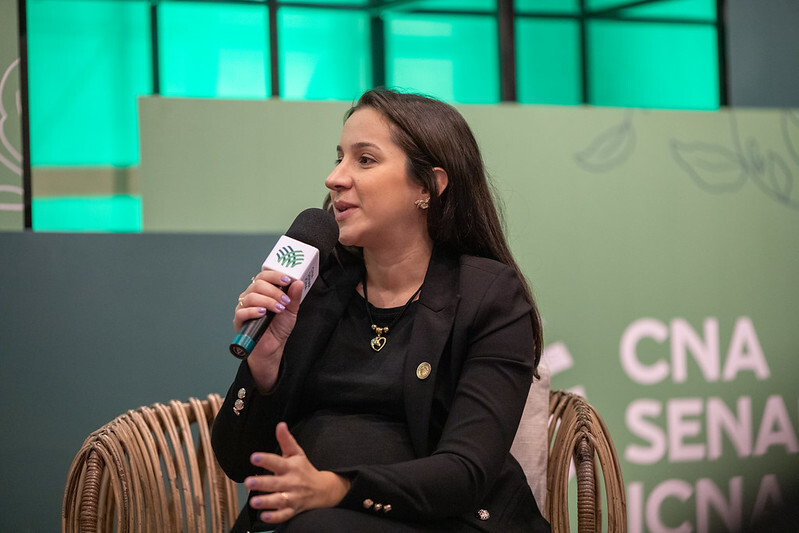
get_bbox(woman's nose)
[325,162,348,190]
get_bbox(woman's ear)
[432,167,449,196]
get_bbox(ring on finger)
[238,297,244,307]
[250,276,256,283]
[281,492,290,508]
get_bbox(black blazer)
[212,247,550,532]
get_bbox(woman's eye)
[334,155,375,166]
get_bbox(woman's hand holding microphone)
[234,270,305,392]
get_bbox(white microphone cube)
[261,235,320,302]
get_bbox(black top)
[293,293,418,470]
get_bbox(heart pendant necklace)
[370,326,388,352]
[363,275,422,352]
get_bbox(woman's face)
[325,107,429,251]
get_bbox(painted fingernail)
[251,497,263,507]
[275,303,286,311]
[257,307,267,314]
[280,275,291,283]
[245,477,256,488]
[281,295,291,305]
[261,512,272,521]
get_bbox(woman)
[212,88,549,532]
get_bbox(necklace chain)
[363,276,422,352]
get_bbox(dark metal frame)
[17,0,32,229]
[144,0,727,102]
[17,0,728,229]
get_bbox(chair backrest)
[547,390,627,533]
[511,363,551,514]
[64,387,627,532]
[62,394,239,533]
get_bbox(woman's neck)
[361,240,433,308]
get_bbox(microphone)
[229,208,339,359]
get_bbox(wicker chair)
[63,390,626,532]
[547,390,627,533]
[62,394,240,533]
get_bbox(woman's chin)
[337,233,361,248]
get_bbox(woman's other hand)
[244,422,352,524]
[235,271,305,391]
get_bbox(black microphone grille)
[285,208,339,256]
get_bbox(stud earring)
[414,198,430,209]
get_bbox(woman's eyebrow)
[337,141,382,153]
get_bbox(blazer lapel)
[404,248,460,456]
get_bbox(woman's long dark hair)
[328,88,543,374]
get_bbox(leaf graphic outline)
[0,59,22,175]
[750,151,799,209]
[574,114,635,173]
[671,141,747,193]
[782,110,799,166]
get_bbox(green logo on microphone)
[276,246,304,268]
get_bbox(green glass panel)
[385,14,498,104]
[27,0,151,166]
[279,0,369,4]
[515,0,579,15]
[160,3,269,98]
[588,21,718,109]
[278,8,371,101]
[32,195,142,232]
[395,0,495,12]
[516,18,581,105]
[588,0,715,20]
[585,0,632,11]
[617,0,716,21]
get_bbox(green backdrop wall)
[140,98,799,532]
[0,232,268,531]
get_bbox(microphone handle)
[230,281,294,359]
[229,283,291,358]
[229,310,276,359]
